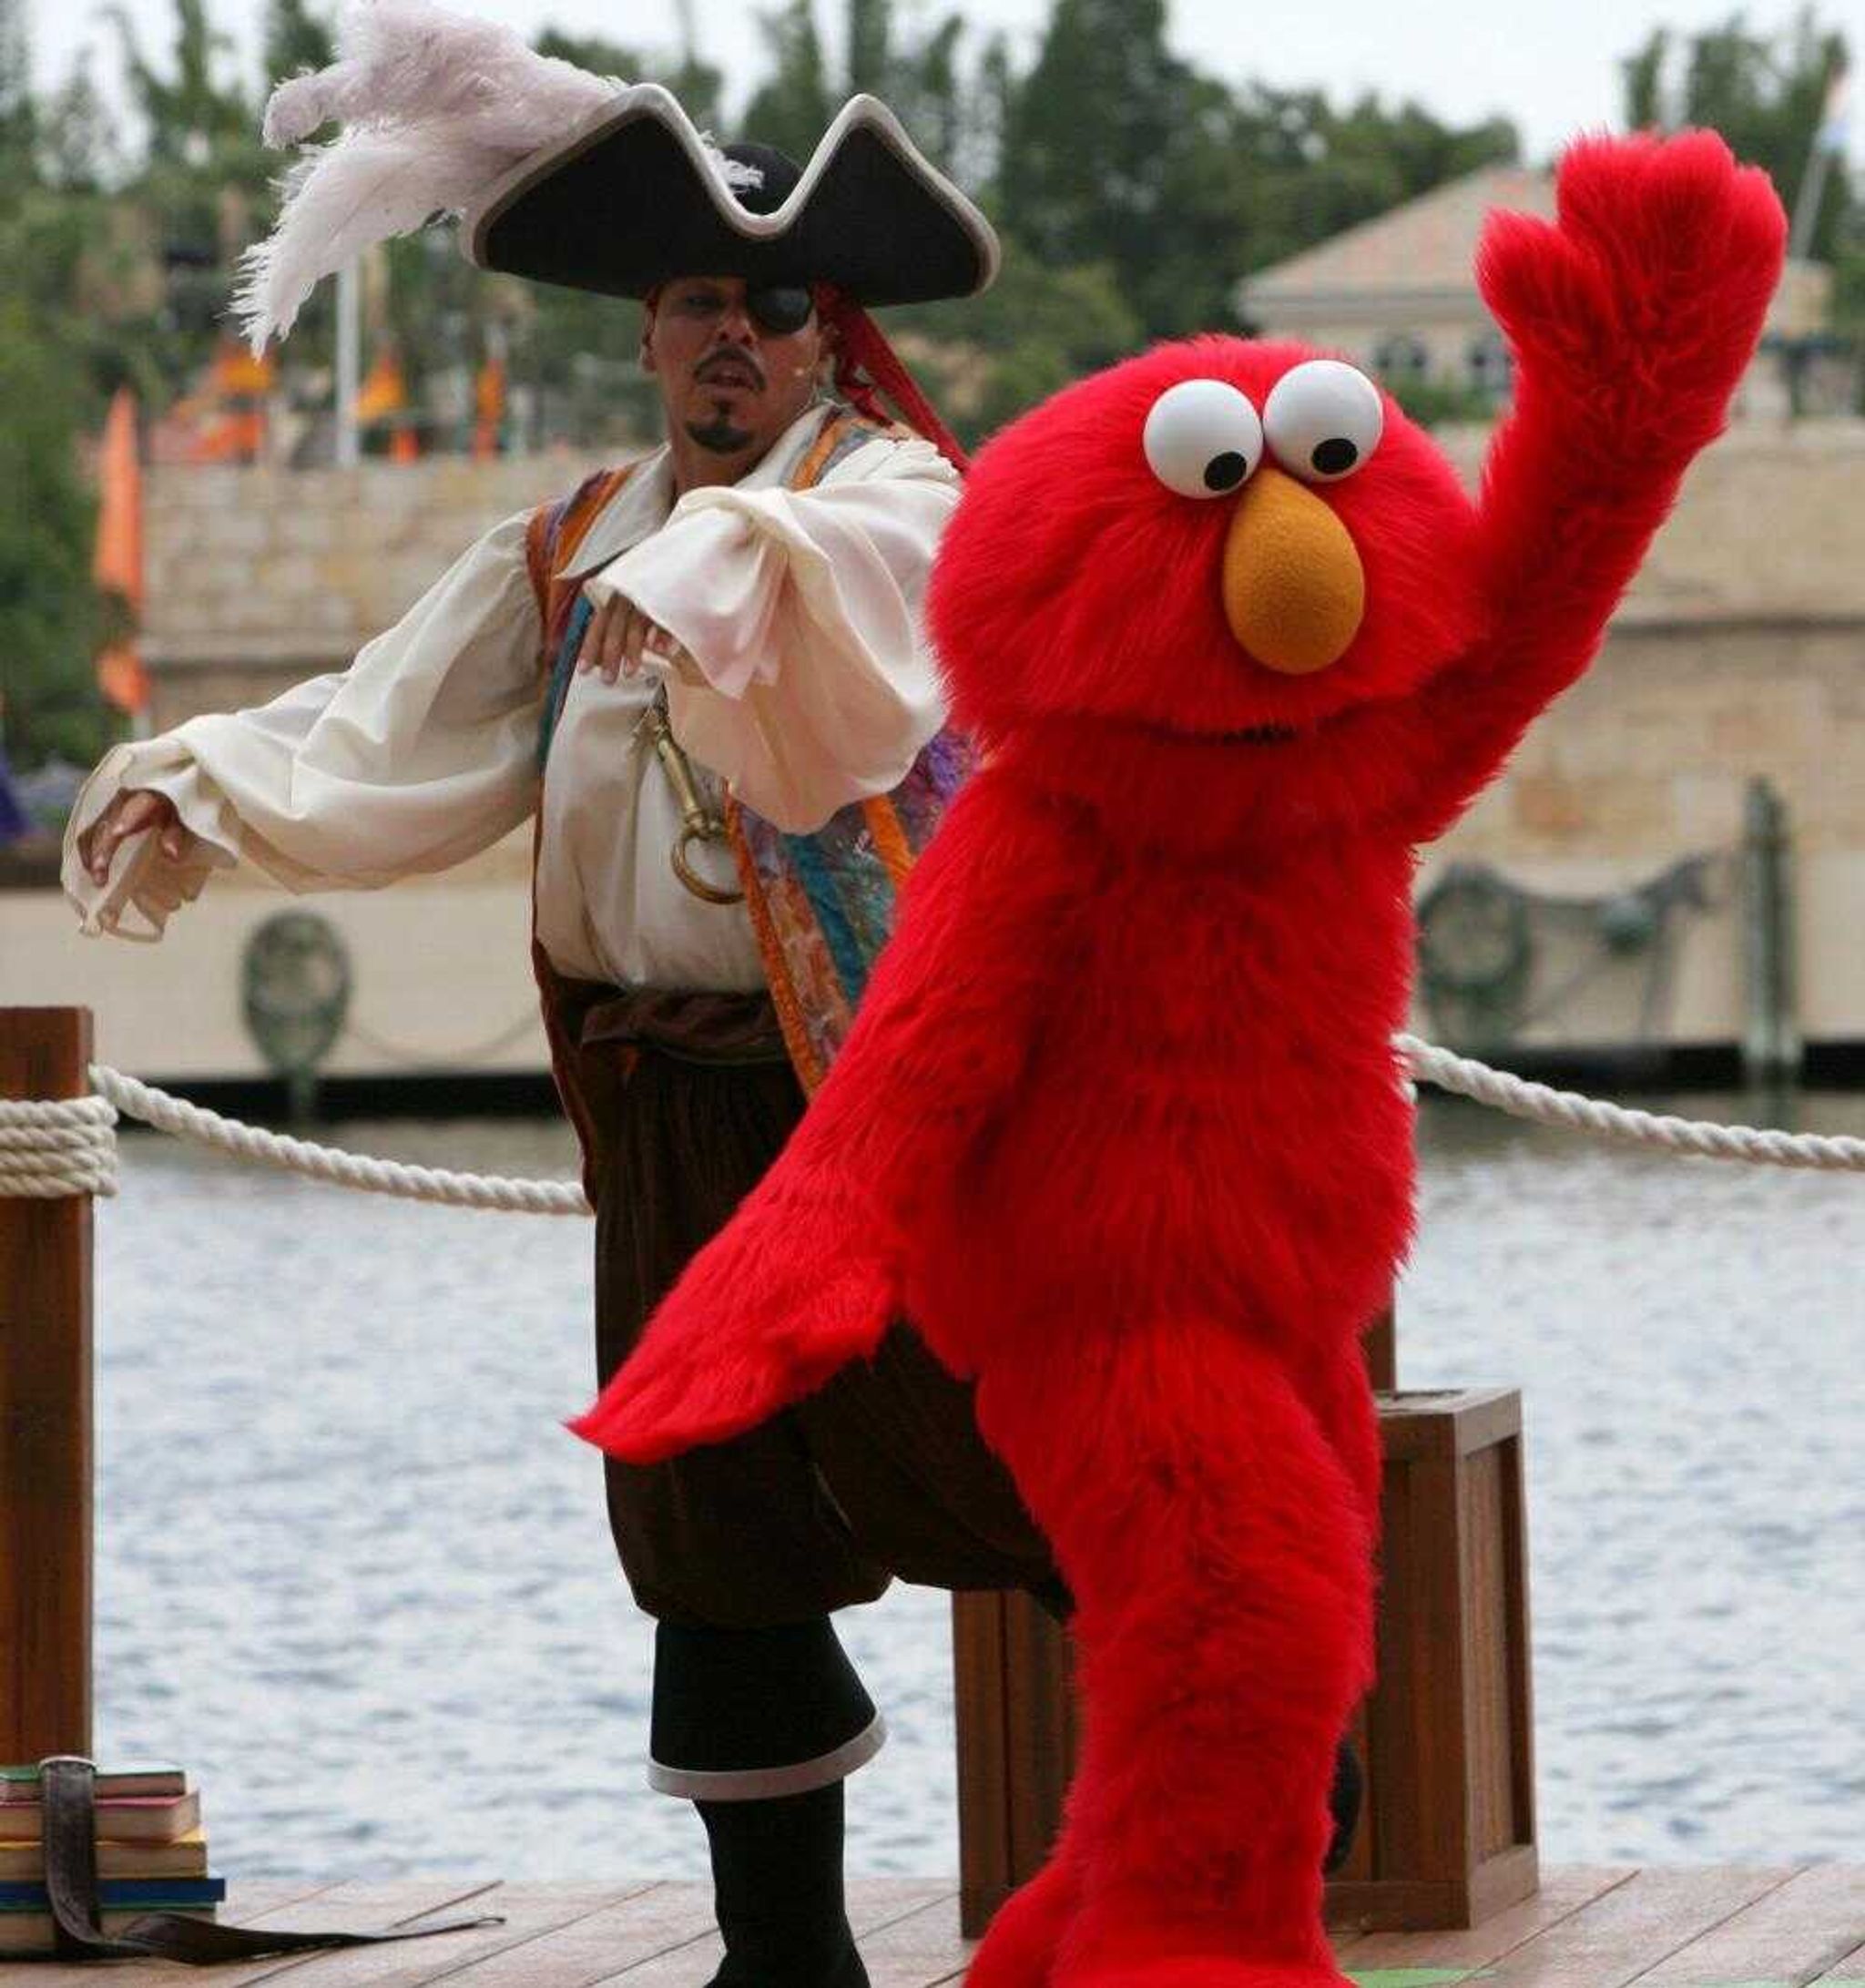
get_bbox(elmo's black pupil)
[1205,452,1248,492]
[1312,437,1358,475]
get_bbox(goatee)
[686,409,756,454]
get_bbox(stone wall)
[144,451,611,730]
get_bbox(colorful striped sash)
[526,407,973,1096]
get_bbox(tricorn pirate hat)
[233,0,997,352]
[465,87,998,307]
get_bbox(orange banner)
[353,347,406,424]
[93,386,149,713]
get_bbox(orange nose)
[1221,465,1365,675]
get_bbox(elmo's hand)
[569,1189,897,1463]
[1365,131,1785,844]
[1477,130,1786,471]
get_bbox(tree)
[734,0,978,173]
[1620,11,1852,260]
[740,0,834,161]
[0,298,107,770]
[0,0,33,174]
[997,0,1519,344]
[892,242,1141,443]
[107,0,251,166]
[262,0,334,93]
[36,53,120,193]
[847,0,890,97]
[998,0,1188,280]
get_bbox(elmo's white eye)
[1263,361,1383,483]
[1142,379,1263,499]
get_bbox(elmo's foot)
[1065,1963,1349,1988]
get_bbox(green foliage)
[533,28,644,84]
[846,0,891,97]
[995,0,1519,344]
[997,0,1186,280]
[740,0,835,162]
[1619,10,1853,260]
[0,0,34,168]
[263,0,334,90]
[891,241,1142,444]
[36,54,121,192]
[107,0,252,166]
[0,299,110,769]
[1381,373,1500,430]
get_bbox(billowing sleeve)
[586,434,959,833]
[63,508,545,941]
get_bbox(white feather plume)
[231,0,761,353]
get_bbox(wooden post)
[0,1008,95,1761]
[953,1591,1075,1937]
[1741,776,1800,1085]
[1363,1299,1397,1393]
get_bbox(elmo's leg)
[966,1844,1082,1988]
[979,1324,1372,1988]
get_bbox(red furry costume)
[576,134,1785,1984]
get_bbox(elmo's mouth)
[1131,714,1303,749]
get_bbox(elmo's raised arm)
[1380,130,1786,843]
[571,770,1083,1463]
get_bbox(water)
[88,1094,1863,1881]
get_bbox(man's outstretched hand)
[77,790,197,887]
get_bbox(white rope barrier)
[82,1066,591,1215]
[1396,1035,1865,1173]
[1,1046,1860,1207]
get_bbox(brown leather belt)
[25,1757,504,1965]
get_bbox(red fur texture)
[574,133,1785,1984]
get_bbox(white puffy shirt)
[61,403,960,993]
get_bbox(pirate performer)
[65,4,1063,1978]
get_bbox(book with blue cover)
[0,1875,226,1911]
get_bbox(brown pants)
[558,980,1063,1629]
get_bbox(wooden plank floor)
[9,1870,1864,1985]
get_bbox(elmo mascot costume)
[576,132,1785,1985]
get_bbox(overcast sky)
[26,0,1865,171]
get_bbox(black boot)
[698,1781,869,1988]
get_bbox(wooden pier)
[9,1866,1861,1984]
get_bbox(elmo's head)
[929,337,1487,749]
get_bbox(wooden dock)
[14,1867,1864,1985]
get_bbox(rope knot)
[0,1094,120,1198]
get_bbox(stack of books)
[0,1761,225,1954]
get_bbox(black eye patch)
[747,286,815,335]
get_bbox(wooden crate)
[952,1386,1536,1936]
